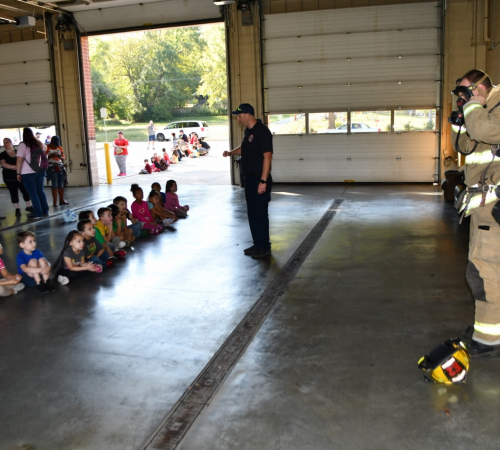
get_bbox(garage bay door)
[263,2,441,182]
[0,39,55,128]
[66,0,222,34]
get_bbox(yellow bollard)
[104,143,113,185]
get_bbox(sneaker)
[94,264,103,274]
[108,256,117,261]
[468,340,500,358]
[15,208,21,217]
[36,282,50,294]
[27,214,42,220]
[244,245,257,255]
[25,206,34,212]
[12,283,25,294]
[106,260,114,267]
[121,173,127,176]
[45,280,56,292]
[57,275,70,285]
[117,173,123,177]
[43,214,50,217]
[117,240,127,249]
[0,213,5,219]
[251,248,272,259]
[114,249,127,258]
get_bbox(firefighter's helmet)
[418,338,470,384]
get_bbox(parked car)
[326,123,380,133]
[156,121,210,142]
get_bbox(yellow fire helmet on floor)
[418,338,470,384]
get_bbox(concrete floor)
[1,183,498,450]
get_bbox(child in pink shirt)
[130,184,163,234]
[165,179,189,218]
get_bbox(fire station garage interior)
[1,0,500,449]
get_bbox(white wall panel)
[271,133,436,182]
[0,40,55,128]
[264,3,438,39]
[72,0,222,33]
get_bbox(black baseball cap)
[232,103,255,115]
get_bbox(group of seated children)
[140,152,170,174]
[8,180,189,295]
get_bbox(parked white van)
[156,121,209,142]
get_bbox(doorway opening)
[87,23,230,185]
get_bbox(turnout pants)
[466,202,500,345]
[244,174,272,251]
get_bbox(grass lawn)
[95,116,229,143]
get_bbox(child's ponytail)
[53,230,79,271]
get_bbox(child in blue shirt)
[16,230,55,294]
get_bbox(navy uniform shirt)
[240,119,273,176]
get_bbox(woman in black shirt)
[0,138,32,217]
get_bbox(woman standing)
[16,128,49,220]
[46,136,68,206]
[0,138,33,216]
[113,131,129,177]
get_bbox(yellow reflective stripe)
[451,124,466,134]
[463,102,483,119]
[474,321,500,336]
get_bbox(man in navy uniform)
[223,103,273,259]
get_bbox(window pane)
[394,109,436,131]
[268,114,306,135]
[350,111,390,132]
[309,112,348,134]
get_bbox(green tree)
[198,24,227,110]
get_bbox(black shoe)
[44,280,56,292]
[462,325,474,344]
[25,206,33,212]
[251,248,271,259]
[468,340,500,358]
[27,214,42,220]
[43,214,49,217]
[36,282,50,294]
[15,208,21,217]
[244,245,257,255]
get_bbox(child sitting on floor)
[78,219,111,268]
[108,203,135,245]
[0,242,25,296]
[165,179,189,218]
[113,196,143,239]
[54,230,102,285]
[151,182,167,204]
[148,190,177,227]
[78,210,97,224]
[162,148,171,166]
[130,184,163,235]
[94,207,127,259]
[151,157,161,172]
[16,230,55,294]
[140,159,152,174]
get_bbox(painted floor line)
[141,198,345,450]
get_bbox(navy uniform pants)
[244,174,272,251]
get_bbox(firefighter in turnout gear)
[451,69,500,357]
